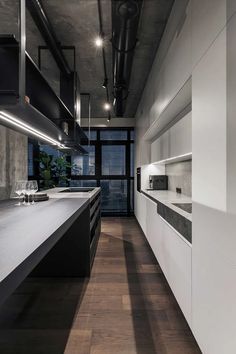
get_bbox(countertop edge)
[141,190,192,222]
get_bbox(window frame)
[69,127,134,215]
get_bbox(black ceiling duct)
[112,0,142,117]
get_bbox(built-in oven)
[136,167,141,192]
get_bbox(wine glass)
[21,181,27,205]
[31,180,38,205]
[14,181,24,206]
[25,181,33,206]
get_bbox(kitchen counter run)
[141,189,192,222]
[0,187,101,305]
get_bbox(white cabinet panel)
[151,138,161,164]
[192,29,227,210]
[149,1,192,126]
[150,130,169,163]
[170,112,192,158]
[159,130,169,160]
[145,198,192,326]
[150,113,192,164]
[146,199,161,257]
[135,192,147,234]
[192,0,227,68]
[159,218,192,326]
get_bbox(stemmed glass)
[31,180,38,205]
[25,181,33,206]
[14,181,24,206]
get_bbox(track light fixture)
[102,77,108,88]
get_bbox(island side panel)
[30,205,91,277]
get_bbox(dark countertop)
[0,187,100,305]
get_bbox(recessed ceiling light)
[95,36,103,47]
[104,103,111,111]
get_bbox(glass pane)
[100,130,127,140]
[102,145,126,175]
[70,180,97,187]
[130,143,134,177]
[130,130,135,140]
[40,144,62,158]
[83,130,97,140]
[28,143,34,176]
[101,180,127,212]
[72,146,95,175]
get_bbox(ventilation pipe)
[112,0,142,117]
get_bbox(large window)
[101,180,127,213]
[102,145,126,175]
[100,130,127,140]
[28,128,134,215]
[71,128,134,215]
[72,146,95,176]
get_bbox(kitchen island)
[0,187,101,306]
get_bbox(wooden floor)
[0,217,201,354]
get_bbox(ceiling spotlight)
[104,102,111,111]
[94,36,103,47]
[107,113,111,122]
[102,78,108,88]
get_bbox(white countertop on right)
[141,189,192,221]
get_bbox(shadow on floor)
[0,277,89,354]
[121,220,161,354]
[120,218,201,354]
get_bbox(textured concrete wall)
[0,125,28,200]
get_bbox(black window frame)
[28,127,135,216]
[70,127,134,216]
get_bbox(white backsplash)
[166,160,192,197]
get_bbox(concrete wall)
[0,126,28,200]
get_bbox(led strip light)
[0,111,66,148]
[152,152,192,165]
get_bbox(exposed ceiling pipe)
[112,0,143,117]
[26,0,71,76]
[97,0,111,121]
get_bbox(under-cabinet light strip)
[0,111,65,148]
[152,152,192,165]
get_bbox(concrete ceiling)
[0,0,174,119]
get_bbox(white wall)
[135,0,236,353]
[141,164,165,190]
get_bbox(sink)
[172,203,192,213]
[59,187,95,193]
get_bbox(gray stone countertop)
[141,189,192,222]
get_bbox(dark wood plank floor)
[0,217,201,354]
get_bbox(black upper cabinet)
[0,34,88,148]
